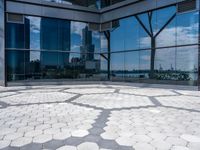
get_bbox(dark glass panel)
[176,46,198,85]
[25,51,42,80]
[6,23,25,49]
[57,52,74,79]
[6,50,25,81]
[40,18,70,51]
[40,51,58,79]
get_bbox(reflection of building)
[80,26,100,71]
[80,26,95,61]
[1,0,200,87]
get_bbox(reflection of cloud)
[100,35,107,51]
[30,51,40,61]
[140,24,198,47]
[71,22,86,36]
[141,55,150,61]
[26,16,41,33]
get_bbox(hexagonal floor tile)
[71,130,89,137]
[11,137,32,147]
[77,142,99,150]
[56,145,77,150]
[33,134,52,144]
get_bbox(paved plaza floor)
[0,83,200,150]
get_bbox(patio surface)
[0,83,200,150]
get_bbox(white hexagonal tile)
[116,137,135,146]
[181,134,200,143]
[133,143,155,150]
[56,145,77,150]
[171,146,190,150]
[0,140,10,149]
[33,134,52,144]
[77,142,99,150]
[25,130,43,137]
[53,132,71,140]
[11,137,32,147]
[101,131,119,140]
[4,132,23,140]
[71,130,89,137]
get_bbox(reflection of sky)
[110,7,199,71]
[111,50,151,71]
[24,6,199,72]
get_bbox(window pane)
[176,46,198,85]
[25,51,42,80]
[111,52,124,80]
[26,16,41,50]
[176,11,199,45]
[6,23,25,49]
[111,20,125,52]
[6,50,25,81]
[124,51,140,81]
[40,18,70,51]
[124,17,140,50]
[139,50,150,79]
[40,51,58,79]
[154,48,176,81]
[71,22,87,53]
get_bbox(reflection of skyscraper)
[80,26,95,61]
[40,18,70,68]
[80,26,100,71]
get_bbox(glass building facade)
[2,0,200,87]
[110,5,199,85]
[6,16,108,81]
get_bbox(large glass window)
[110,5,199,85]
[176,46,198,85]
[124,51,140,81]
[176,11,199,45]
[111,52,125,81]
[6,50,25,81]
[6,15,107,82]
[154,48,176,81]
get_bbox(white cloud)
[71,22,86,36]
[26,16,41,33]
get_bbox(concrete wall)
[0,0,5,86]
